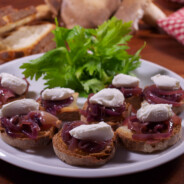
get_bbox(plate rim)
[0,54,183,178]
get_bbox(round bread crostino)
[0,72,29,108]
[81,101,131,130]
[143,74,184,115]
[80,88,131,130]
[38,88,80,121]
[0,99,61,150]
[53,121,117,166]
[116,123,182,153]
[0,127,56,149]
[116,102,182,153]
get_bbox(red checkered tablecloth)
[157,7,184,45]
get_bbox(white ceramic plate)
[0,54,183,178]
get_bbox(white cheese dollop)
[137,102,173,122]
[0,73,27,95]
[41,87,74,101]
[151,74,180,90]
[89,88,124,107]
[69,122,114,141]
[1,99,39,117]
[112,73,140,87]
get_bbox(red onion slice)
[143,85,184,106]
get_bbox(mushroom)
[60,0,121,28]
[143,2,166,27]
[114,0,150,31]
[44,0,166,30]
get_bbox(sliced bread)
[0,5,52,36]
[0,23,56,63]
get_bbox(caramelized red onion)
[143,85,184,107]
[109,84,142,98]
[40,96,74,115]
[62,121,110,153]
[80,94,125,122]
[123,115,180,141]
[1,111,59,139]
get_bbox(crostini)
[38,87,80,121]
[0,72,29,107]
[53,121,116,166]
[116,102,182,153]
[109,73,142,110]
[143,74,184,114]
[0,99,61,149]
[81,88,130,130]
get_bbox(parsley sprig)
[20,17,144,96]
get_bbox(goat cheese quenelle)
[38,87,80,121]
[143,74,184,114]
[80,88,129,130]
[109,73,143,110]
[0,73,29,107]
[52,121,116,166]
[116,102,182,153]
[0,99,61,149]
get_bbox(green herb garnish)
[20,17,144,97]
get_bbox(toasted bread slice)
[0,23,56,63]
[116,123,182,153]
[53,129,116,166]
[38,92,80,121]
[0,126,57,150]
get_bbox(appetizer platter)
[0,54,183,178]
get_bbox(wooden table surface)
[0,0,184,183]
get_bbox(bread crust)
[116,123,182,153]
[53,129,116,166]
[0,126,57,150]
